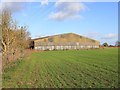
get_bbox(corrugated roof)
[32,33,99,42]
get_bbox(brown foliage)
[1,10,30,67]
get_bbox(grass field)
[3,48,118,88]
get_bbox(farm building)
[32,33,100,50]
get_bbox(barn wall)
[33,33,100,50]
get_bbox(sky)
[1,1,118,45]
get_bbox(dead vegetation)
[0,9,30,69]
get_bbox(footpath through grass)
[3,48,118,88]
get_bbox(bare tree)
[1,9,30,66]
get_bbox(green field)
[3,48,118,88]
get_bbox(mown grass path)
[3,48,118,88]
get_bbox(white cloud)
[1,0,34,2]
[54,0,96,3]
[41,0,48,6]
[0,2,26,13]
[0,3,2,11]
[1,0,119,2]
[84,32,100,38]
[48,1,86,21]
[101,33,118,39]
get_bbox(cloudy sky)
[1,1,118,45]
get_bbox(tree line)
[0,9,30,68]
[102,41,120,47]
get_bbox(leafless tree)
[1,9,30,67]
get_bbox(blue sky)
[3,2,118,45]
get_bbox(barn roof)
[32,33,99,42]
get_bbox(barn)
[32,33,100,50]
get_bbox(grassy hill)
[3,48,118,88]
